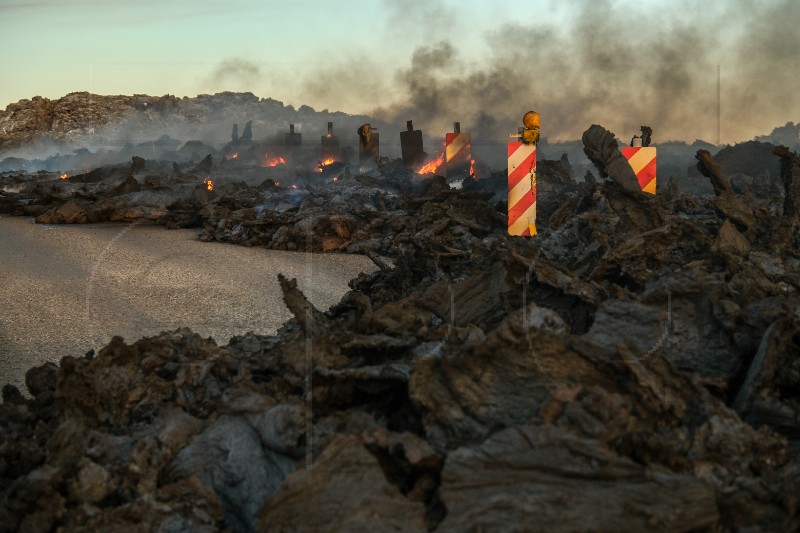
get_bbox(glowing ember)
[203,178,214,191]
[332,176,338,182]
[470,159,476,179]
[265,155,287,167]
[231,153,239,159]
[275,181,281,187]
[417,153,445,174]
[291,184,298,189]
[59,173,68,180]
[317,158,335,172]
[326,133,333,138]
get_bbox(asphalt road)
[0,216,376,394]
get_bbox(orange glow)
[231,153,239,159]
[326,133,333,138]
[59,173,68,180]
[204,178,214,191]
[317,158,335,172]
[417,153,445,174]
[265,155,287,167]
[470,159,476,179]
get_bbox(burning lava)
[203,178,214,191]
[265,155,286,167]
[318,158,335,172]
[59,173,68,180]
[417,153,444,175]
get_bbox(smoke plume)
[366,0,800,145]
[202,58,262,91]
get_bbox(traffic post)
[508,112,539,236]
[445,122,471,181]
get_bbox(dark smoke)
[383,0,448,43]
[365,0,800,145]
[203,58,262,89]
[299,58,390,116]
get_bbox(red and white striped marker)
[622,146,657,194]
[508,142,537,236]
[446,123,471,180]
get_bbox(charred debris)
[0,123,799,531]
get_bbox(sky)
[1,0,799,143]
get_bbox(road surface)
[0,216,376,394]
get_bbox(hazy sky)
[0,0,539,107]
[1,0,798,143]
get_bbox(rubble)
[1,124,799,531]
[696,149,757,231]
[437,426,719,531]
[582,124,641,192]
[774,145,800,217]
[258,436,428,531]
[0,92,377,167]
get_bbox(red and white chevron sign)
[508,142,537,236]
[445,132,471,179]
[621,146,657,194]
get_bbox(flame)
[470,159,476,179]
[231,153,238,159]
[265,155,287,167]
[417,153,445,174]
[59,173,68,180]
[204,178,214,191]
[291,184,298,189]
[332,176,338,182]
[326,133,333,138]
[317,158,335,172]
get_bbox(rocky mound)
[0,92,371,158]
[1,126,799,531]
[687,140,783,198]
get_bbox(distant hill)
[756,122,800,151]
[0,91,374,159]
